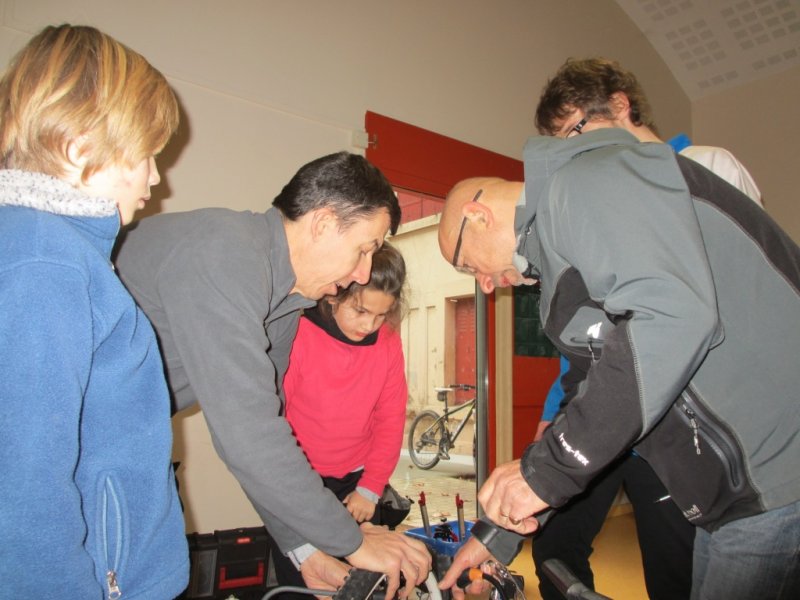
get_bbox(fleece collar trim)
[0,169,117,218]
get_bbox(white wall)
[1,0,694,532]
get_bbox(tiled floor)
[389,452,478,530]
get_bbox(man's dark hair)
[535,57,657,136]
[273,151,401,234]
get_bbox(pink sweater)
[283,316,408,497]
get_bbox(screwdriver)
[419,491,432,537]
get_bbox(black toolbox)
[182,526,272,599]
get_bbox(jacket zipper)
[103,477,123,599]
[676,392,742,489]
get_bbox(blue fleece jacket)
[0,170,188,599]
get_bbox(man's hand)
[299,550,350,596]
[437,537,493,600]
[346,523,432,599]
[479,459,550,535]
[344,491,376,523]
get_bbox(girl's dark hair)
[273,151,401,234]
[535,57,657,136]
[318,241,407,329]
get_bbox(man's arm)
[153,233,363,557]
[438,517,528,600]
[523,143,722,507]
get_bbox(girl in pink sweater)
[284,241,408,522]
[271,242,408,596]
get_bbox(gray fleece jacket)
[518,128,800,531]
[115,207,363,556]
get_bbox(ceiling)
[614,0,800,99]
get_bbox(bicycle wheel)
[408,410,445,470]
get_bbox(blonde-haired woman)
[0,24,188,598]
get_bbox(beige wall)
[390,217,476,415]
[9,0,795,533]
[691,65,800,243]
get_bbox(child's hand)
[344,490,376,523]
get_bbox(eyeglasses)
[451,188,483,273]
[565,117,587,139]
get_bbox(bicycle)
[407,383,476,470]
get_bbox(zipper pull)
[687,409,701,455]
[586,322,602,362]
[106,570,121,600]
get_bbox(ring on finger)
[509,517,521,525]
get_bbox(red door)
[454,297,475,405]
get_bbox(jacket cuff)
[286,543,317,569]
[356,486,380,504]
[470,517,525,564]
[520,440,569,508]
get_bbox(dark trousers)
[532,454,694,600]
[268,470,381,600]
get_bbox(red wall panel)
[366,111,524,197]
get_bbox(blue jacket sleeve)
[541,355,569,421]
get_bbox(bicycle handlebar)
[541,559,612,600]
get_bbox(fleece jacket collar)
[0,169,117,217]
[0,169,121,257]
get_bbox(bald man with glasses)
[437,60,800,600]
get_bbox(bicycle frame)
[438,397,475,446]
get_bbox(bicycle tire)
[408,410,446,470]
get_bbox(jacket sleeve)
[540,355,569,422]
[0,263,100,596]
[522,144,722,507]
[155,238,362,556]
[470,518,526,565]
[358,330,408,496]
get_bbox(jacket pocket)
[97,473,128,599]
[635,391,760,531]
[675,390,745,490]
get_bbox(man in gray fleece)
[115,152,430,598]
[436,121,800,597]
